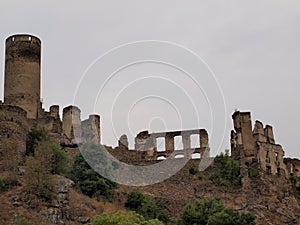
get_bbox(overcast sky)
[0,1,299,158]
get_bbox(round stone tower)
[4,34,41,119]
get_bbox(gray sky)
[0,0,299,158]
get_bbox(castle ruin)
[0,34,101,161]
[0,34,210,164]
[0,34,299,182]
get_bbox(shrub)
[125,190,169,224]
[26,125,48,156]
[91,211,164,225]
[0,177,8,192]
[248,167,259,178]
[50,142,68,175]
[210,152,241,187]
[189,165,197,175]
[197,172,203,180]
[26,125,69,175]
[70,151,117,201]
[177,198,256,225]
[290,175,297,187]
[189,165,204,180]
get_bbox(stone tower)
[4,34,41,119]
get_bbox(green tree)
[125,190,169,224]
[210,152,241,187]
[49,142,68,174]
[207,208,256,225]
[177,198,256,225]
[26,125,68,175]
[177,198,224,225]
[91,211,163,225]
[70,152,117,201]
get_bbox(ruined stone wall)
[285,158,300,178]
[114,129,210,162]
[231,111,256,160]
[231,111,288,176]
[4,34,41,119]
[82,115,100,144]
[37,105,62,134]
[62,106,82,143]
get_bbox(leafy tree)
[125,190,169,224]
[91,211,164,225]
[207,208,256,225]
[177,198,256,225]
[26,125,68,175]
[49,142,68,174]
[210,152,241,187]
[70,152,117,201]
[177,198,224,225]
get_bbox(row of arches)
[157,153,201,160]
[156,134,200,151]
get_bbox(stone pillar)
[62,105,81,143]
[253,120,267,142]
[165,133,174,151]
[119,134,129,149]
[50,105,60,119]
[182,133,191,149]
[232,111,256,158]
[264,125,275,144]
[199,129,209,148]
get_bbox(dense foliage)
[125,190,169,224]
[24,126,68,199]
[177,198,256,225]
[91,211,164,225]
[210,152,241,187]
[26,125,68,175]
[70,152,117,201]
